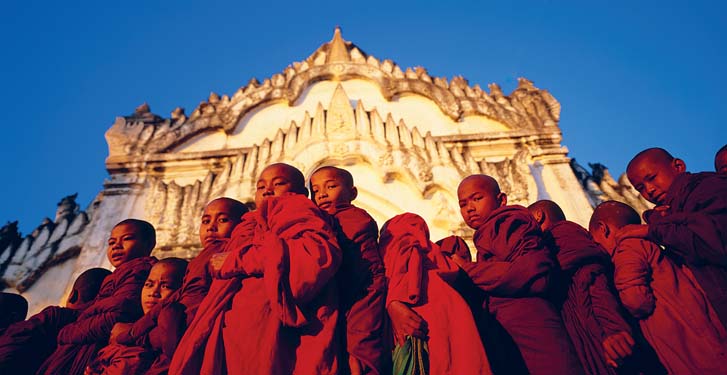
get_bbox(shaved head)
[715,144,727,175]
[204,197,248,218]
[528,200,566,231]
[626,147,685,205]
[0,292,27,328]
[264,163,307,193]
[67,267,112,309]
[458,174,501,197]
[589,201,641,233]
[311,166,354,187]
[255,163,308,207]
[458,174,507,229]
[156,257,189,279]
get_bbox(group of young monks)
[0,144,725,375]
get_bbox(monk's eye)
[218,217,229,223]
[274,181,287,186]
[144,281,153,288]
[108,240,115,246]
[328,184,338,189]
[256,185,265,190]
[201,218,210,225]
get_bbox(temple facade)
[1,28,651,314]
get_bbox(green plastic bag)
[392,336,429,375]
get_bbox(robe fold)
[547,221,633,375]
[380,213,492,375]
[332,205,386,375]
[169,194,341,375]
[0,305,79,374]
[36,256,156,375]
[647,172,727,327]
[467,205,584,375]
[613,238,727,374]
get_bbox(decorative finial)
[327,26,350,63]
[135,102,151,115]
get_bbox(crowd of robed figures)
[0,144,726,375]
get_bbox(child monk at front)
[590,200,727,374]
[86,258,188,375]
[619,147,727,327]
[170,163,342,375]
[528,200,639,374]
[37,219,157,375]
[380,213,492,375]
[0,268,111,374]
[456,174,583,375]
[309,166,386,375]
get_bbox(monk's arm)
[157,302,186,360]
[588,270,632,336]
[460,250,553,296]
[281,227,341,303]
[215,246,264,279]
[613,246,655,319]
[649,211,727,266]
[57,308,128,344]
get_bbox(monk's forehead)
[204,198,239,214]
[149,262,185,279]
[260,164,301,181]
[628,149,673,171]
[458,175,499,197]
[111,222,143,235]
[311,167,344,182]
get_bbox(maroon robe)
[381,213,492,375]
[36,256,156,375]
[647,172,727,327]
[547,221,633,375]
[0,306,79,374]
[169,194,342,375]
[332,205,386,375]
[465,205,584,375]
[613,238,727,374]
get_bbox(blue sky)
[1,1,725,234]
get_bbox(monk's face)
[255,165,304,207]
[627,156,684,205]
[107,223,153,268]
[458,177,506,229]
[310,169,356,214]
[199,199,242,246]
[716,151,727,175]
[141,263,183,314]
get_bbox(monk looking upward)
[620,147,727,327]
[310,166,386,375]
[591,201,727,374]
[170,163,342,375]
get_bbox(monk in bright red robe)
[456,175,584,375]
[591,200,727,374]
[381,213,492,375]
[37,219,157,375]
[170,163,342,375]
[0,268,110,374]
[310,166,386,375]
[619,147,727,328]
[86,258,188,375]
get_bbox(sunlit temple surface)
[1,28,651,314]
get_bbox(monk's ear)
[496,192,507,207]
[599,222,611,239]
[672,158,686,173]
[533,210,545,226]
[350,186,358,201]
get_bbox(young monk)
[715,144,727,174]
[455,174,584,375]
[380,213,492,375]
[0,292,27,334]
[0,268,111,374]
[619,147,727,327]
[86,258,188,375]
[590,200,727,374]
[309,166,386,375]
[170,163,342,375]
[37,219,158,375]
[528,200,637,374]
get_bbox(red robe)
[547,221,633,375]
[36,256,156,375]
[613,238,727,374]
[169,194,341,375]
[380,213,492,375]
[465,205,584,375]
[0,305,79,374]
[86,302,186,375]
[332,205,386,374]
[647,172,727,327]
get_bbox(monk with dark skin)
[618,148,727,327]
[87,258,188,375]
[715,144,727,174]
[591,201,727,374]
[37,219,157,375]
[170,163,342,375]
[454,175,584,375]
[0,268,110,374]
[528,200,636,374]
[310,166,386,375]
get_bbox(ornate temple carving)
[570,160,653,214]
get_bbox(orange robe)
[380,213,492,375]
[169,194,341,375]
[613,238,727,374]
[36,256,156,375]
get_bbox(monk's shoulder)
[334,205,378,236]
[478,205,539,238]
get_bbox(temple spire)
[326,26,350,63]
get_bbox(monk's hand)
[348,356,363,375]
[603,331,634,368]
[109,322,132,344]
[387,301,428,346]
[614,224,649,243]
[209,252,230,275]
[450,253,468,268]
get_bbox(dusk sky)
[2,1,725,234]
